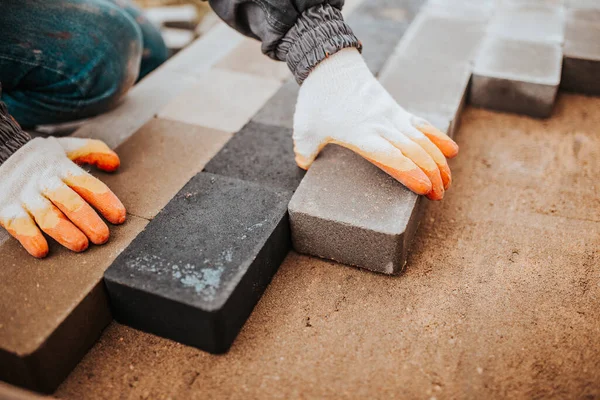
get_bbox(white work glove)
[293,48,459,200]
[0,137,126,258]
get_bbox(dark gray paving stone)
[348,15,412,76]
[470,37,562,118]
[288,145,424,275]
[203,121,305,192]
[251,80,299,129]
[104,173,291,354]
[561,13,600,96]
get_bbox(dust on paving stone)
[125,254,225,300]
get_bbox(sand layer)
[54,94,600,399]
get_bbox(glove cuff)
[0,100,31,166]
[278,4,362,85]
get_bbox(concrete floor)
[55,93,600,399]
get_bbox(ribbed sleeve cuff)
[277,4,362,84]
[0,101,31,165]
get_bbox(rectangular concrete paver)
[104,173,291,354]
[395,12,487,64]
[561,10,600,95]
[289,145,424,275]
[346,0,420,76]
[0,215,148,393]
[379,54,472,127]
[287,0,460,275]
[486,4,565,44]
[470,36,562,118]
[203,121,304,192]
[160,22,245,77]
[98,118,232,220]
[158,69,280,133]
[214,37,291,82]
[73,68,199,149]
[251,80,299,130]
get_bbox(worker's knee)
[0,0,145,126]
[71,0,144,107]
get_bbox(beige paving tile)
[74,68,199,149]
[158,69,281,133]
[0,215,148,392]
[214,38,291,82]
[98,118,232,220]
[162,22,245,76]
[0,382,47,399]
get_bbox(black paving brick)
[104,173,292,354]
[203,121,305,192]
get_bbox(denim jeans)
[0,0,169,128]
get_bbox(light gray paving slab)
[486,4,565,44]
[423,0,495,19]
[470,36,562,118]
[161,22,245,77]
[395,12,487,64]
[157,68,281,133]
[565,0,600,9]
[379,54,472,123]
[73,68,199,149]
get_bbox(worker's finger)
[43,178,110,245]
[332,135,432,196]
[26,196,89,252]
[58,138,120,172]
[381,128,444,200]
[62,170,126,225]
[396,116,453,190]
[0,205,49,258]
[411,117,459,159]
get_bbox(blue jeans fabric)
[0,0,168,128]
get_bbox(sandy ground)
[54,94,600,399]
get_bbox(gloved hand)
[0,137,126,258]
[293,48,459,200]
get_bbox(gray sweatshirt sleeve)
[207,1,362,84]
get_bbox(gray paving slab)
[561,11,600,95]
[203,121,305,192]
[395,12,487,64]
[104,173,291,354]
[486,4,565,44]
[470,36,562,118]
[251,80,299,130]
[288,145,424,275]
[565,0,600,9]
[287,1,463,275]
[379,54,472,123]
[347,0,416,76]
